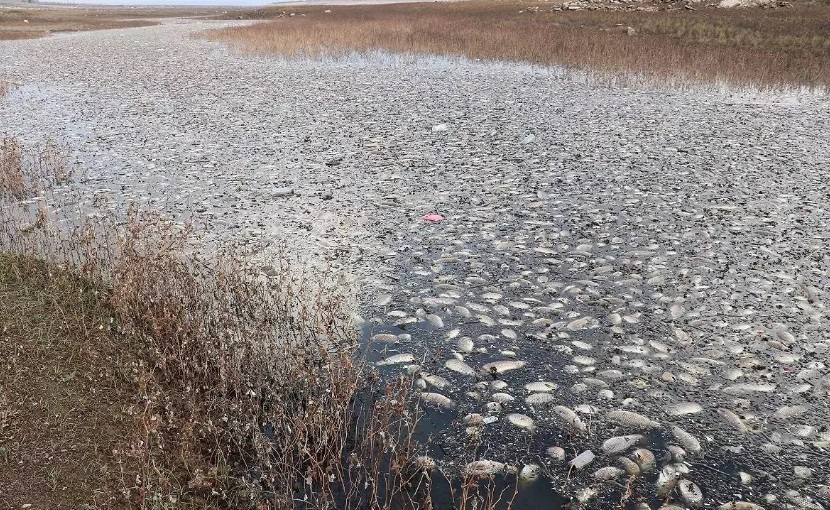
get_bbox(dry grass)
[0,5,223,40]
[0,255,143,509]
[0,77,12,98]
[0,136,518,508]
[208,0,830,90]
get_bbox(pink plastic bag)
[422,214,444,223]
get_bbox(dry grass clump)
[0,254,143,508]
[0,137,70,200]
[208,0,830,90]
[2,137,509,509]
[0,77,14,98]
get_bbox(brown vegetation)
[0,5,222,40]
[0,78,12,97]
[208,0,830,90]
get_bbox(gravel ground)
[2,20,830,509]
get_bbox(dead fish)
[617,456,641,476]
[656,466,680,498]
[456,337,475,353]
[678,479,703,507]
[631,448,656,472]
[717,408,748,433]
[421,373,450,389]
[491,392,515,403]
[479,315,497,326]
[671,425,702,455]
[519,464,541,481]
[374,294,393,306]
[601,435,643,455]
[670,304,685,319]
[426,314,444,328]
[377,353,416,366]
[507,413,535,430]
[481,360,526,374]
[412,455,436,471]
[607,410,660,429]
[370,333,399,344]
[525,393,556,405]
[569,450,595,470]
[420,392,455,409]
[445,359,476,375]
[553,405,587,434]
[546,446,566,461]
[454,305,471,318]
[525,381,558,392]
[772,404,809,419]
[718,502,765,510]
[722,383,777,395]
[464,460,506,476]
[593,466,625,481]
[665,402,704,416]
[567,316,592,331]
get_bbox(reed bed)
[209,1,830,91]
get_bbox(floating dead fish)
[772,404,809,419]
[678,479,703,508]
[617,456,641,476]
[567,316,593,331]
[602,435,643,455]
[426,314,444,328]
[607,410,661,429]
[553,406,587,434]
[445,359,476,375]
[656,466,680,498]
[671,426,702,455]
[421,373,450,389]
[375,294,393,306]
[464,460,506,476]
[631,448,656,472]
[507,413,535,430]
[491,392,515,403]
[456,337,475,353]
[569,450,595,470]
[454,305,472,318]
[519,463,541,481]
[370,333,399,344]
[525,393,556,405]
[547,446,566,461]
[593,466,625,481]
[420,392,455,409]
[667,445,686,462]
[717,408,748,433]
[377,353,416,366]
[722,383,777,395]
[481,360,526,374]
[665,402,704,416]
[718,502,765,510]
[525,381,558,392]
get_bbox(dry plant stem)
[208,1,830,91]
